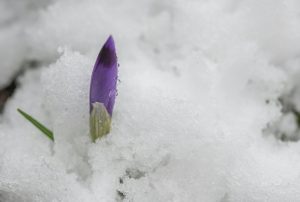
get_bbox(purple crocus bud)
[89,35,118,141]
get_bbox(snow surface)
[0,0,300,201]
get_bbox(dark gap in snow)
[116,178,126,201]
[0,77,17,113]
[0,60,40,113]
[116,190,126,202]
[125,168,146,179]
[268,93,300,142]
[116,168,147,201]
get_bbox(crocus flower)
[90,35,118,141]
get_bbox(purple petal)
[90,35,118,116]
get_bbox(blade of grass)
[17,108,54,141]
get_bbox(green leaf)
[17,108,54,141]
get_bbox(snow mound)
[0,0,300,201]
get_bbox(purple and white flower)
[89,35,118,141]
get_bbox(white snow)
[0,0,300,201]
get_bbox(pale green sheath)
[90,102,111,142]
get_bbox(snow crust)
[0,0,300,201]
